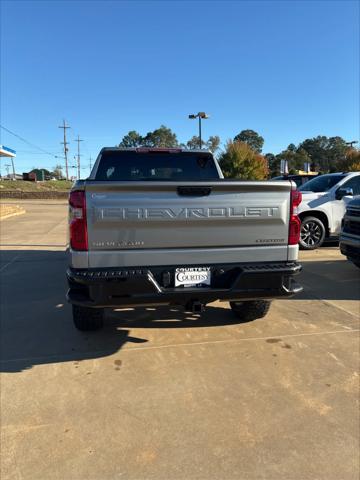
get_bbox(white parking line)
[121,328,360,353]
[0,253,21,273]
[1,328,358,365]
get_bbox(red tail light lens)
[291,190,302,208]
[69,190,88,251]
[289,190,302,245]
[289,215,301,245]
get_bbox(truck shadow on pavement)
[1,249,359,373]
[0,249,244,373]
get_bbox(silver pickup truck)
[67,147,302,330]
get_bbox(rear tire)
[299,216,326,250]
[72,305,104,331]
[351,261,360,269]
[229,300,271,322]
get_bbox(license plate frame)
[174,267,211,288]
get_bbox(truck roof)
[99,147,212,154]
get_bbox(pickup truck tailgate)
[84,181,292,267]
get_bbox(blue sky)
[1,0,359,177]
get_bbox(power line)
[15,151,59,155]
[58,120,70,180]
[0,124,58,157]
[81,141,93,175]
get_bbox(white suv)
[298,172,360,249]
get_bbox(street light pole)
[346,140,358,148]
[198,116,202,148]
[188,112,209,149]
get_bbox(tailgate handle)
[177,186,212,196]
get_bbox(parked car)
[340,196,360,268]
[66,147,303,331]
[297,172,360,250]
[272,174,319,188]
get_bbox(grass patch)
[0,180,73,191]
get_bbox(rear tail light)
[291,190,302,209]
[289,189,302,245]
[69,190,88,251]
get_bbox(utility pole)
[5,164,11,178]
[58,120,70,180]
[75,135,83,179]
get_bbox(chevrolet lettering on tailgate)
[96,206,281,221]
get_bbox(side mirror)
[335,187,353,200]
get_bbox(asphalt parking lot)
[1,200,359,480]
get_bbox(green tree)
[276,144,311,173]
[265,153,278,176]
[185,135,220,152]
[52,164,64,179]
[119,130,143,147]
[298,135,347,172]
[219,141,269,180]
[327,136,348,171]
[276,149,296,169]
[299,136,328,170]
[206,135,221,154]
[186,135,205,150]
[337,148,360,172]
[143,125,178,147]
[295,148,312,170]
[233,129,264,153]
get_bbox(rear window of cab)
[95,151,219,181]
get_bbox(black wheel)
[351,261,360,269]
[229,300,271,322]
[72,305,104,331]
[299,216,326,250]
